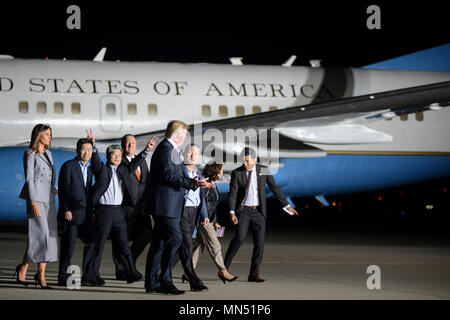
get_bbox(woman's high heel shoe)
[218,272,238,284]
[34,274,53,289]
[181,274,190,284]
[12,264,28,287]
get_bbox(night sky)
[1,1,449,67]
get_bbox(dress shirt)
[184,166,201,207]
[78,160,90,187]
[168,138,183,162]
[243,167,259,207]
[99,165,123,205]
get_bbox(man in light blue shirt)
[177,144,210,292]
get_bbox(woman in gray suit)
[14,124,58,289]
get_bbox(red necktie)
[240,170,252,210]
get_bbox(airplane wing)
[186,80,450,163]
[198,80,450,131]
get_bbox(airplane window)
[400,114,408,121]
[19,101,28,114]
[219,105,228,117]
[148,104,157,116]
[37,102,47,114]
[236,105,245,116]
[269,106,278,111]
[253,106,261,113]
[54,102,64,114]
[202,105,211,117]
[128,103,137,116]
[415,111,424,121]
[71,102,81,114]
[106,103,116,116]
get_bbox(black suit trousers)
[178,206,204,287]
[112,206,152,276]
[58,217,98,283]
[93,206,139,280]
[144,215,182,289]
[224,207,266,276]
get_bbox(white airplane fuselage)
[1,57,450,221]
[1,58,450,154]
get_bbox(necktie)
[240,170,252,210]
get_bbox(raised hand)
[145,136,157,152]
[85,128,95,144]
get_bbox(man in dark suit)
[144,120,210,295]
[87,129,155,284]
[57,138,98,286]
[224,147,298,282]
[112,134,153,280]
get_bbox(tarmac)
[1,225,449,301]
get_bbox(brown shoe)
[248,274,265,282]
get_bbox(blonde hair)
[165,120,188,139]
[28,123,52,155]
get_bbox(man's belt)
[97,204,122,209]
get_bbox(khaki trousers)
[192,223,226,271]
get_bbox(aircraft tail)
[363,43,450,71]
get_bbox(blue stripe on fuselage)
[363,43,450,71]
[217,154,450,198]
[1,147,450,221]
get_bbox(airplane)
[0,43,449,221]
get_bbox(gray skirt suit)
[19,149,58,263]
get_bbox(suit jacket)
[204,186,220,223]
[182,165,208,225]
[57,157,93,225]
[121,153,149,210]
[90,148,147,208]
[228,164,289,218]
[147,138,194,219]
[19,149,56,204]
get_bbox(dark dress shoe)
[96,276,105,286]
[190,284,208,292]
[248,274,265,283]
[162,284,185,295]
[57,278,68,287]
[127,273,143,284]
[81,278,99,286]
[146,286,164,294]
